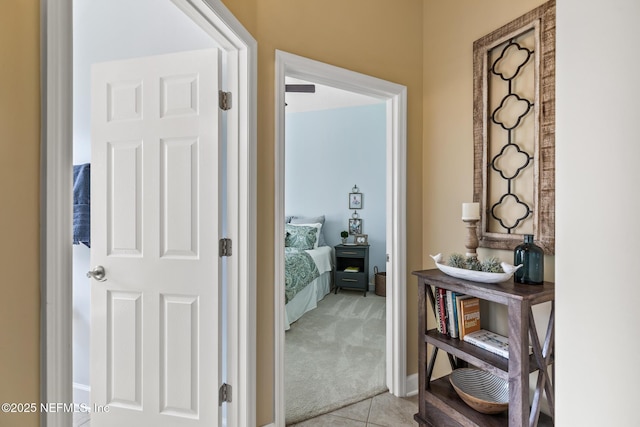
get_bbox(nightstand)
[334,244,369,296]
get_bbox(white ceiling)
[285,77,384,113]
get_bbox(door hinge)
[219,383,232,405]
[219,90,232,111]
[219,238,232,257]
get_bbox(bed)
[284,217,333,330]
[284,246,333,330]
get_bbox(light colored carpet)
[285,290,387,425]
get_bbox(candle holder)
[463,219,480,258]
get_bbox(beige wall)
[0,1,566,426]
[224,2,557,422]
[422,0,550,267]
[422,0,553,381]
[241,1,424,423]
[0,1,40,426]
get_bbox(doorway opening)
[274,50,407,426]
[71,4,220,421]
[283,76,388,423]
[42,1,256,426]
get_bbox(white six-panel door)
[90,49,222,427]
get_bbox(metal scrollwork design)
[473,1,556,254]
[488,38,534,234]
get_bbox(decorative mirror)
[473,0,555,254]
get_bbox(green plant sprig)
[447,253,504,273]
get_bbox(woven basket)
[374,266,386,297]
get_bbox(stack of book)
[434,288,480,339]
[344,266,359,272]
[433,287,526,359]
[463,329,532,359]
[463,329,510,358]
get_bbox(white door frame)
[274,50,407,426]
[40,1,257,426]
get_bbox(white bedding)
[284,246,333,330]
[305,246,333,275]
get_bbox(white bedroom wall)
[285,103,387,282]
[72,0,215,404]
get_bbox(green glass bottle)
[513,234,544,284]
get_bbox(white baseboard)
[405,373,418,397]
[260,423,276,427]
[73,382,90,405]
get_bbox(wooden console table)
[412,269,555,426]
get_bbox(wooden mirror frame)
[473,0,555,254]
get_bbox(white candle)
[462,202,480,220]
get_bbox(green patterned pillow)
[285,224,320,250]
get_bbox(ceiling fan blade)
[285,84,316,93]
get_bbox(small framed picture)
[354,234,368,245]
[349,192,363,209]
[348,218,362,235]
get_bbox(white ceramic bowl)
[430,254,522,284]
[449,368,509,414]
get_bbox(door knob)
[87,265,107,282]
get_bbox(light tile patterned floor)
[288,392,418,427]
[73,391,418,427]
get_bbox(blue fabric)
[73,163,91,248]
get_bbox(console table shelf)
[413,269,555,427]
[414,377,554,427]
